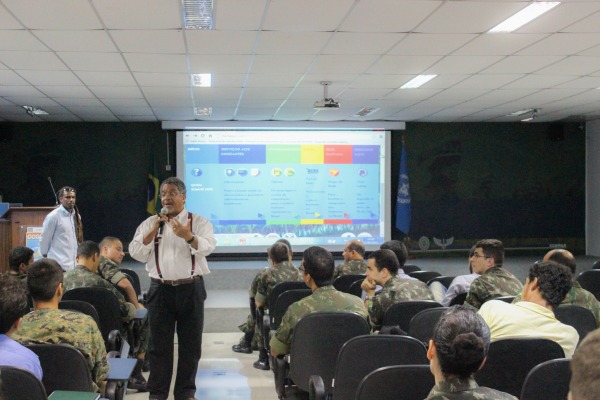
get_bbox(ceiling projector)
[314,98,340,109]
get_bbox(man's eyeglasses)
[471,253,489,259]
[161,190,181,198]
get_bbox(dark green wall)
[0,121,585,252]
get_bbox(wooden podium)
[0,206,55,273]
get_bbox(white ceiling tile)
[152,107,195,119]
[133,72,190,87]
[17,70,81,85]
[0,30,48,51]
[389,33,476,56]
[263,0,355,32]
[337,88,395,101]
[0,7,23,29]
[58,52,128,72]
[93,0,181,29]
[245,73,297,88]
[454,34,548,56]
[323,33,404,55]
[0,51,67,70]
[350,74,408,89]
[521,3,600,33]
[502,75,578,90]
[517,33,600,56]
[241,87,290,100]
[186,31,255,55]
[459,90,533,108]
[189,54,252,74]
[124,54,188,73]
[310,55,379,75]
[101,98,150,108]
[535,56,600,76]
[0,70,30,85]
[370,55,442,75]
[53,98,105,107]
[553,77,600,89]
[36,86,94,98]
[256,32,331,55]
[238,98,285,108]
[341,1,442,33]
[426,56,504,74]
[34,30,117,52]
[212,74,247,88]
[118,115,158,121]
[0,85,43,97]
[452,74,525,90]
[2,0,101,29]
[75,71,137,86]
[147,97,193,107]
[5,96,59,107]
[110,106,155,116]
[142,87,192,99]
[111,30,185,54]
[251,55,314,74]
[89,86,143,99]
[193,87,241,100]
[482,56,565,74]
[212,0,266,31]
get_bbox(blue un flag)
[395,142,411,235]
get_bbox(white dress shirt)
[39,205,78,271]
[129,209,216,280]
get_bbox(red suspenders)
[153,212,196,279]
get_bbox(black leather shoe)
[232,342,253,354]
[128,373,148,392]
[253,359,270,370]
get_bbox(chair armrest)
[107,330,122,353]
[263,314,271,351]
[275,355,288,399]
[309,375,326,400]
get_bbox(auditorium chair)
[355,365,434,400]
[381,300,443,333]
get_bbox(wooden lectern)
[0,206,55,273]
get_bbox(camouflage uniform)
[5,272,27,281]
[369,274,435,330]
[254,261,301,305]
[513,280,600,327]
[97,256,127,287]
[270,285,367,355]
[425,376,518,400]
[333,259,367,279]
[14,308,108,391]
[465,266,522,310]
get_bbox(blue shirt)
[40,205,79,271]
[0,334,43,381]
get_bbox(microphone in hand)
[158,207,168,234]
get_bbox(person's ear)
[530,277,539,291]
[18,262,28,274]
[427,340,435,360]
[13,316,23,331]
[56,282,63,299]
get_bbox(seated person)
[63,240,146,391]
[425,305,517,400]
[333,239,367,278]
[362,249,434,331]
[380,240,417,280]
[569,327,600,400]
[478,261,579,357]
[252,242,301,370]
[512,249,600,327]
[7,246,34,281]
[270,246,367,356]
[465,239,522,309]
[0,275,43,380]
[14,258,108,391]
[430,245,479,306]
[233,239,297,355]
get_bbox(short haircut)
[275,238,292,254]
[433,305,491,378]
[268,242,290,264]
[77,240,100,259]
[27,258,64,302]
[57,186,76,198]
[476,239,504,266]
[161,177,186,195]
[546,249,576,275]
[368,249,400,275]
[346,240,365,257]
[8,246,34,272]
[570,328,600,400]
[302,246,335,287]
[99,236,121,250]
[0,275,29,333]
[527,261,572,309]
[380,240,407,267]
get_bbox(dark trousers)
[146,278,206,400]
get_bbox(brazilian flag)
[147,142,160,216]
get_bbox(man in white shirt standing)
[130,177,216,400]
[39,186,82,272]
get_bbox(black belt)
[151,275,202,286]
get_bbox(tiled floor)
[125,333,279,400]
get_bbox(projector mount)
[314,81,340,109]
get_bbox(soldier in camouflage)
[270,246,367,356]
[7,246,34,281]
[464,239,522,310]
[425,306,517,400]
[13,257,108,391]
[98,237,143,309]
[333,240,367,278]
[362,249,435,331]
[251,242,301,369]
[512,249,600,327]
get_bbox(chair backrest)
[355,365,434,400]
[476,338,565,397]
[520,358,571,400]
[267,280,307,312]
[449,291,467,306]
[120,268,142,296]
[331,335,428,399]
[27,343,95,394]
[0,366,47,400]
[382,300,443,332]
[402,264,421,274]
[407,307,449,344]
[495,295,516,303]
[348,279,364,298]
[62,287,123,342]
[333,274,365,293]
[59,300,101,328]
[427,275,455,288]
[408,271,442,284]
[270,289,312,330]
[289,312,371,392]
[576,270,600,301]
[554,305,597,345]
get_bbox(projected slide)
[178,130,389,253]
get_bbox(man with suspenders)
[130,177,216,400]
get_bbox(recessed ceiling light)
[354,107,380,118]
[194,107,212,116]
[489,2,560,33]
[192,73,212,87]
[183,0,214,30]
[521,108,539,122]
[400,75,437,89]
[508,108,536,117]
[22,105,48,116]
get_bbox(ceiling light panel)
[489,2,561,33]
[183,0,214,30]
